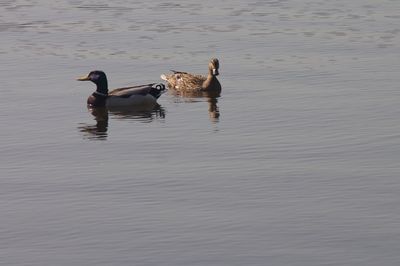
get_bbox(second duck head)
[209,58,219,76]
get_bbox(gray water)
[1,0,400,265]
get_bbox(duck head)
[77,70,108,94]
[209,58,220,76]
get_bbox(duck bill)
[77,75,90,81]
[212,69,219,76]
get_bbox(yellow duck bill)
[77,75,90,81]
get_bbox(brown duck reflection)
[78,105,165,140]
[169,89,221,123]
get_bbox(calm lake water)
[1,0,400,265]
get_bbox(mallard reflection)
[78,105,165,140]
[169,89,220,123]
[78,107,109,140]
[107,104,165,121]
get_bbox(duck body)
[78,71,166,108]
[161,58,221,93]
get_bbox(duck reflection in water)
[170,89,221,123]
[78,105,165,140]
[78,107,108,140]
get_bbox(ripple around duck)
[327,31,347,37]
[0,21,41,32]
[0,0,13,7]
[75,4,134,12]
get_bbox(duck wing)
[160,70,189,84]
[176,73,206,90]
[109,84,155,97]
[109,83,165,99]
[161,68,207,91]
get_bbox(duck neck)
[202,69,218,89]
[95,79,108,96]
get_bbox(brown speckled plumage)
[161,58,221,93]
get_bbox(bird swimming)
[77,70,166,108]
[160,58,221,93]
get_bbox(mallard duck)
[77,70,166,108]
[160,58,221,92]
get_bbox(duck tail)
[160,74,168,81]
[154,83,166,92]
[151,83,166,99]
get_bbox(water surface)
[1,1,400,265]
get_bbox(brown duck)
[160,58,221,93]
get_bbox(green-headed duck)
[77,70,166,108]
